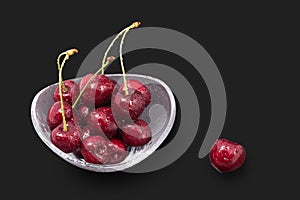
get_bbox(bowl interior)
[31,74,176,172]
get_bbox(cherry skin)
[73,104,90,126]
[111,90,146,122]
[81,135,110,164]
[47,101,73,130]
[78,74,116,107]
[209,138,246,173]
[50,121,81,153]
[119,79,151,106]
[107,138,128,164]
[53,80,79,105]
[87,106,118,139]
[121,119,152,147]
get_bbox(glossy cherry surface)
[53,80,79,105]
[209,138,246,173]
[47,101,73,130]
[73,104,90,126]
[111,91,146,122]
[107,138,128,164]
[121,119,152,146]
[81,136,110,164]
[87,106,118,139]
[119,79,151,106]
[79,74,116,107]
[50,121,81,153]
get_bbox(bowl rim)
[31,73,176,172]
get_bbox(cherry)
[87,106,118,139]
[47,101,72,130]
[81,135,110,164]
[110,22,149,122]
[71,56,116,110]
[73,104,90,126]
[119,79,151,106]
[111,91,146,122]
[107,138,128,164]
[78,74,116,107]
[121,119,152,147]
[48,21,143,164]
[209,138,246,173]
[53,80,78,105]
[49,48,81,155]
[50,121,81,153]
[48,48,77,132]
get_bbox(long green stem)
[101,29,127,75]
[57,49,78,131]
[57,53,67,92]
[101,21,141,75]
[119,28,130,95]
[58,53,69,132]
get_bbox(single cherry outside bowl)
[31,74,176,172]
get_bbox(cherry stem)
[57,49,78,131]
[71,56,115,109]
[119,28,130,95]
[119,22,141,95]
[101,21,141,76]
[101,30,126,75]
[57,54,67,92]
[72,22,141,108]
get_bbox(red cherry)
[53,80,79,105]
[111,91,146,122]
[78,74,116,107]
[87,106,118,139]
[119,79,151,107]
[209,138,246,173]
[81,136,110,164]
[47,101,72,130]
[107,138,128,164]
[121,119,152,147]
[119,79,151,106]
[73,104,90,126]
[50,121,81,153]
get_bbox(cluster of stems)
[57,22,141,131]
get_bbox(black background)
[2,1,299,199]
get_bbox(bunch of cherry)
[47,69,152,165]
[45,22,156,165]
